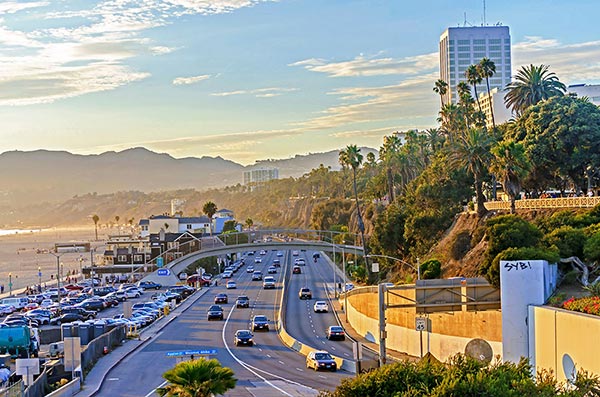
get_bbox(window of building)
[450,60,455,66]
[458,59,471,65]
[458,39,470,45]
[458,52,471,59]
[473,39,486,44]
[489,52,501,58]
[449,40,454,45]
[457,46,470,52]
[134,254,143,262]
[117,255,127,262]
[489,45,501,51]
[505,38,511,44]
[474,52,486,59]
[473,45,486,51]
[489,39,501,44]
[186,224,192,229]
[167,242,179,250]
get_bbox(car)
[61,307,96,320]
[22,303,39,312]
[106,291,127,302]
[246,266,255,273]
[167,286,194,298]
[123,289,141,299]
[51,312,85,325]
[259,250,267,255]
[267,266,277,274]
[222,271,233,279]
[344,283,355,292]
[294,258,306,266]
[313,301,329,313]
[292,266,301,274]
[299,288,312,299]
[78,298,106,312]
[0,304,15,316]
[254,258,262,264]
[64,284,84,291]
[40,299,54,308]
[276,251,284,257]
[262,277,276,289]
[234,330,254,346]
[235,296,250,308]
[273,259,281,267]
[226,281,237,289]
[326,326,346,340]
[251,315,269,331]
[24,309,51,325]
[137,281,162,290]
[246,251,254,256]
[292,250,299,256]
[214,294,228,304]
[252,271,263,281]
[306,351,337,371]
[207,305,224,320]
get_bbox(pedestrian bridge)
[143,229,364,285]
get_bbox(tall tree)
[504,64,566,116]
[478,58,497,129]
[379,134,402,202]
[202,201,218,235]
[433,79,448,108]
[157,358,236,397]
[450,128,495,217]
[490,141,530,214]
[465,64,483,113]
[245,218,253,229]
[339,145,369,275]
[92,214,99,241]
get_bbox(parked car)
[306,351,337,371]
[51,313,84,325]
[137,281,162,290]
[77,299,106,312]
[0,305,15,316]
[61,307,96,320]
[207,305,224,321]
[234,330,254,346]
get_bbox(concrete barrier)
[46,378,80,397]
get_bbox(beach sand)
[0,225,123,292]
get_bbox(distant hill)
[0,146,377,211]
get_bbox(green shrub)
[543,226,587,258]
[584,282,600,298]
[584,232,600,263]
[420,259,442,279]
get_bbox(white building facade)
[439,26,512,105]
[243,167,279,185]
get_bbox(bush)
[487,246,560,288]
[543,226,587,258]
[420,259,442,279]
[584,232,600,263]
[450,231,471,260]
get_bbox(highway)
[95,250,353,396]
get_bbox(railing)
[484,196,600,211]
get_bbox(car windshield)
[209,305,222,311]
[254,316,267,322]
[237,296,248,301]
[315,353,332,360]
[316,301,326,305]
[330,326,343,332]
[237,331,251,337]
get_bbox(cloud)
[289,52,438,77]
[0,2,48,15]
[211,87,298,97]
[513,37,600,84]
[173,74,211,85]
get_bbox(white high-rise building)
[243,167,279,185]
[439,26,511,105]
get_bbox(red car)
[22,303,39,312]
[64,284,84,290]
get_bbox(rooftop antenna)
[483,0,487,26]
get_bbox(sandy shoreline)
[0,225,126,292]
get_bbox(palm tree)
[339,145,369,274]
[478,58,496,129]
[456,81,473,127]
[465,65,483,113]
[202,201,218,235]
[490,141,531,214]
[450,128,495,217]
[245,218,253,229]
[504,64,566,116]
[379,134,402,202]
[157,358,236,397]
[433,79,448,108]
[92,214,99,241]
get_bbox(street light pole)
[366,254,420,280]
[38,267,42,287]
[378,283,387,367]
[8,273,12,296]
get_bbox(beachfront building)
[212,209,237,234]
[149,230,203,264]
[439,25,511,105]
[138,215,211,238]
[102,234,150,265]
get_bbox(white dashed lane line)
[278,360,285,365]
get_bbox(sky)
[0,0,599,165]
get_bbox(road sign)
[38,271,42,277]
[371,262,379,273]
[166,349,218,357]
[157,268,170,276]
[156,257,164,268]
[415,317,427,331]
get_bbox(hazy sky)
[0,1,598,165]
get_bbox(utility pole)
[378,283,387,367]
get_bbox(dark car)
[236,296,250,308]
[77,299,106,312]
[93,286,116,296]
[186,274,211,287]
[234,330,254,346]
[292,266,301,274]
[137,281,162,290]
[214,294,228,304]
[61,307,96,320]
[306,351,337,371]
[51,313,85,325]
[251,315,269,331]
[167,286,194,298]
[326,326,346,341]
[207,305,224,320]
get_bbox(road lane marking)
[296,368,303,371]
[318,375,327,379]
[278,360,285,365]
[107,378,119,381]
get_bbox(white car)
[222,271,233,279]
[292,250,299,256]
[313,301,329,313]
[124,289,141,299]
[226,281,237,289]
[0,304,15,316]
[254,258,262,264]
[40,299,54,308]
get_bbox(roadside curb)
[79,287,209,397]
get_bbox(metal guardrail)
[484,196,600,211]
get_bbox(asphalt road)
[95,250,352,397]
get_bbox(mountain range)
[0,147,377,209]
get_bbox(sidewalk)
[76,287,209,397]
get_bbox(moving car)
[276,252,284,257]
[259,250,267,255]
[252,271,263,281]
[251,315,269,331]
[254,258,262,264]
[234,330,254,346]
[273,259,281,267]
[292,266,301,274]
[294,258,306,266]
[207,305,224,320]
[299,288,312,299]
[235,296,250,308]
[246,266,255,273]
[226,281,237,289]
[267,266,277,274]
[222,271,233,279]
[313,301,329,313]
[306,351,337,371]
[326,326,346,340]
[262,277,276,289]
[214,294,228,304]
[292,251,299,256]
